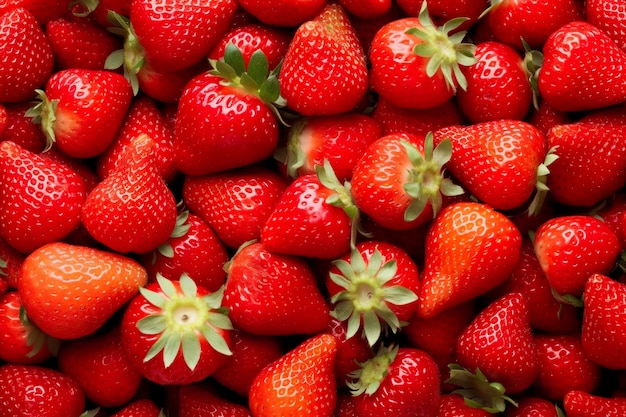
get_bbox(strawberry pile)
[1,0,626,415]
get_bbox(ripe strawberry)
[0,364,85,417]
[326,316,373,387]
[537,21,626,112]
[82,134,178,254]
[0,102,46,152]
[223,242,331,335]
[0,0,69,24]
[326,240,420,347]
[0,103,7,137]
[274,112,382,181]
[279,3,369,116]
[27,68,133,158]
[0,141,87,253]
[533,216,621,300]
[586,0,626,51]
[121,274,233,385]
[581,273,626,370]
[433,119,550,214]
[339,0,391,19]
[57,326,144,407]
[527,99,573,137]
[174,45,282,176]
[351,132,463,231]
[0,7,54,103]
[437,394,493,417]
[417,202,522,318]
[237,0,326,27]
[110,399,163,417]
[484,0,583,50]
[249,333,338,417]
[368,3,476,110]
[183,164,287,250]
[396,0,486,31]
[19,242,148,339]
[597,193,626,249]
[0,291,57,364]
[505,397,563,417]
[563,390,626,417]
[172,382,252,417]
[456,41,533,123]
[451,293,537,410]
[347,345,441,417]
[0,236,25,289]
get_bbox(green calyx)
[19,306,59,358]
[25,89,58,152]
[104,11,145,95]
[406,1,477,92]
[446,364,518,413]
[154,210,191,261]
[522,38,544,110]
[401,133,464,223]
[0,258,7,277]
[528,146,558,216]
[273,119,307,179]
[329,249,417,347]
[347,344,398,396]
[137,273,233,371]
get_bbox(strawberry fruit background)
[0,0,626,416]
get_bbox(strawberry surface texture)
[2,0,626,416]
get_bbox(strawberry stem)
[528,146,558,216]
[347,344,398,395]
[25,89,57,152]
[446,364,518,413]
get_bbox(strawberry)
[27,68,133,158]
[57,326,144,407]
[82,134,178,254]
[417,202,522,318]
[110,399,163,417]
[237,0,326,27]
[581,273,626,370]
[172,382,252,417]
[325,240,420,347]
[326,316,374,388]
[396,0,486,31]
[0,102,46,152]
[339,0,391,19]
[0,103,7,137]
[433,119,551,214]
[437,394,493,417]
[456,41,533,123]
[347,345,441,417]
[173,44,282,176]
[0,0,69,24]
[484,0,583,50]
[0,236,25,289]
[368,3,476,110]
[533,215,621,300]
[586,0,626,52]
[0,7,54,103]
[450,293,537,412]
[222,242,331,335]
[18,242,148,339]
[120,274,233,385]
[527,99,573,137]
[537,21,626,112]
[274,112,382,181]
[505,397,563,417]
[350,132,463,231]
[278,3,369,116]
[532,334,601,402]
[0,363,85,417]
[248,333,338,417]
[183,164,287,250]
[0,291,57,364]
[597,193,626,249]
[211,329,284,397]
[0,140,87,253]
[563,390,626,417]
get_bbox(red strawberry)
[564,390,626,417]
[396,0,486,31]
[0,101,46,152]
[0,141,87,253]
[527,99,573,137]
[121,274,233,385]
[82,134,178,254]
[57,326,144,407]
[172,382,252,417]
[0,236,25,289]
[505,397,563,417]
[537,21,626,112]
[19,242,148,339]
[339,0,391,19]
[237,0,326,27]
[183,164,287,250]
[249,333,338,417]
[437,394,493,417]
[587,0,626,51]
[222,242,331,335]
[456,41,533,123]
[110,399,162,417]
[27,68,133,158]
[533,215,621,299]
[325,240,420,347]
[368,3,476,110]
[350,132,463,231]
[347,345,441,417]
[0,0,68,24]
[0,7,54,103]
[326,316,373,388]
[279,3,369,116]
[0,104,7,137]
[0,364,85,417]
[0,291,57,364]
[433,119,550,214]
[417,202,522,318]
[597,193,626,249]
[581,273,626,370]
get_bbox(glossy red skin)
[0,364,85,417]
[237,0,327,27]
[136,59,208,104]
[456,292,538,394]
[351,348,440,417]
[175,383,252,417]
[595,193,626,249]
[437,394,492,417]
[0,101,46,152]
[183,164,287,250]
[457,41,532,123]
[506,397,562,417]
[174,72,279,176]
[527,99,573,136]
[587,0,626,51]
[110,399,162,417]
[121,280,231,386]
[564,390,626,417]
[223,242,331,336]
[0,8,54,103]
[0,141,87,254]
